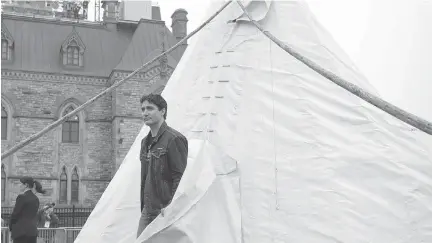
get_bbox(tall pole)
[235,0,432,135]
[94,0,101,21]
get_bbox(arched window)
[62,106,79,143]
[1,39,8,60]
[1,105,7,140]
[59,167,68,204]
[66,41,79,66]
[2,165,6,202]
[71,167,79,203]
[61,29,85,68]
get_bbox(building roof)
[114,20,182,72]
[1,14,182,77]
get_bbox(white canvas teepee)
[75,1,432,242]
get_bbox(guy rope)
[234,0,432,136]
[0,1,232,160]
[2,0,431,160]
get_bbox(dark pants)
[13,235,37,243]
[137,208,159,238]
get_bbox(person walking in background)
[37,203,59,229]
[137,94,188,237]
[9,176,46,243]
[36,203,59,243]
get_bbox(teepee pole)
[235,0,432,135]
[0,1,233,161]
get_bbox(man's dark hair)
[20,176,46,194]
[140,93,167,119]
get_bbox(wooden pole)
[235,0,432,135]
[1,1,233,160]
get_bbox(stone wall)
[1,66,173,206]
[110,66,172,169]
[1,71,112,206]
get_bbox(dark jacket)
[140,122,188,214]
[9,190,40,239]
[37,210,59,228]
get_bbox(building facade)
[1,1,188,207]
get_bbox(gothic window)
[66,41,79,66]
[61,28,85,67]
[1,164,6,202]
[71,167,79,203]
[1,106,7,140]
[1,23,14,62]
[1,39,8,60]
[59,167,68,204]
[62,106,79,143]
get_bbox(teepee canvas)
[75,1,432,242]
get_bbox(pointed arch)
[59,166,68,204]
[71,166,80,203]
[57,99,85,144]
[56,97,87,119]
[1,164,6,202]
[1,105,7,140]
[62,105,80,143]
[1,22,14,61]
[61,27,85,67]
[1,95,15,141]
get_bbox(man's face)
[141,100,165,126]
[19,183,27,192]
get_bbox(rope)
[0,0,233,160]
[235,0,432,136]
[3,0,431,161]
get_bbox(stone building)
[1,1,188,207]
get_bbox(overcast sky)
[157,0,432,123]
[86,0,431,124]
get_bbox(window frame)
[61,106,80,144]
[66,44,80,66]
[59,167,68,204]
[1,39,8,60]
[1,105,7,140]
[1,164,6,202]
[71,167,79,203]
[61,30,85,68]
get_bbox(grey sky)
[158,0,431,120]
[86,0,432,124]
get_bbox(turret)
[171,8,188,43]
[102,0,119,22]
[151,2,161,20]
[171,8,188,56]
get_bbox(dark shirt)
[140,122,188,215]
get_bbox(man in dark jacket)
[136,94,188,237]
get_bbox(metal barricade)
[1,227,11,243]
[2,206,93,228]
[0,227,81,243]
[37,228,63,243]
[63,227,82,243]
